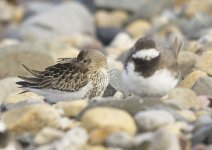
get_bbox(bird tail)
[16,64,43,89]
[173,37,184,57]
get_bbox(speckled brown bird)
[122,37,183,97]
[16,49,109,103]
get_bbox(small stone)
[195,110,212,121]
[178,70,207,89]
[113,91,125,99]
[1,104,61,134]
[192,123,212,146]
[192,77,212,97]
[34,127,64,145]
[61,34,102,50]
[135,110,175,131]
[0,43,55,79]
[110,32,133,49]
[97,27,123,45]
[149,128,190,150]
[95,10,128,28]
[162,122,193,137]
[18,2,95,40]
[196,115,212,126]
[6,92,44,104]
[134,132,154,150]
[106,132,134,149]
[81,107,137,135]
[198,95,212,108]
[52,127,89,150]
[186,41,200,54]
[126,20,151,38]
[59,117,81,131]
[0,77,22,103]
[0,39,19,48]
[177,110,196,122]
[106,32,134,59]
[185,0,212,17]
[103,84,117,97]
[164,88,201,109]
[55,100,87,118]
[80,144,108,150]
[89,126,120,145]
[177,51,199,78]
[196,51,212,76]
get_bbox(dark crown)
[134,37,156,50]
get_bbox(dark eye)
[83,60,88,63]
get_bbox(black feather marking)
[16,81,35,87]
[21,64,43,78]
[18,75,42,83]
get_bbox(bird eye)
[83,60,88,63]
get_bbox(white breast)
[122,62,179,96]
[25,82,93,103]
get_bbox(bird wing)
[17,61,89,92]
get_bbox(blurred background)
[0,0,212,79]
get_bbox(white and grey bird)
[122,37,183,97]
[16,49,109,103]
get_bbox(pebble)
[1,104,61,134]
[148,128,190,150]
[6,91,44,104]
[177,51,199,78]
[164,88,202,109]
[135,110,175,131]
[34,127,64,145]
[134,132,154,149]
[192,123,212,146]
[196,51,212,76]
[179,70,207,89]
[126,20,151,38]
[37,127,89,150]
[80,145,108,150]
[177,110,196,122]
[96,27,123,45]
[0,43,55,79]
[59,117,81,131]
[55,100,87,118]
[184,0,212,17]
[0,77,22,103]
[95,10,128,28]
[106,132,134,149]
[192,77,212,97]
[89,126,120,145]
[81,107,137,135]
[107,32,133,59]
[18,2,95,40]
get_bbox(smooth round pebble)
[1,104,61,134]
[81,107,137,135]
[55,100,87,117]
[134,110,175,131]
[106,132,135,149]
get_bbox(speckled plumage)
[122,37,183,97]
[17,49,109,103]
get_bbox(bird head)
[77,49,108,69]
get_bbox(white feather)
[132,49,160,60]
[0,122,6,132]
[122,62,179,96]
[25,82,93,103]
